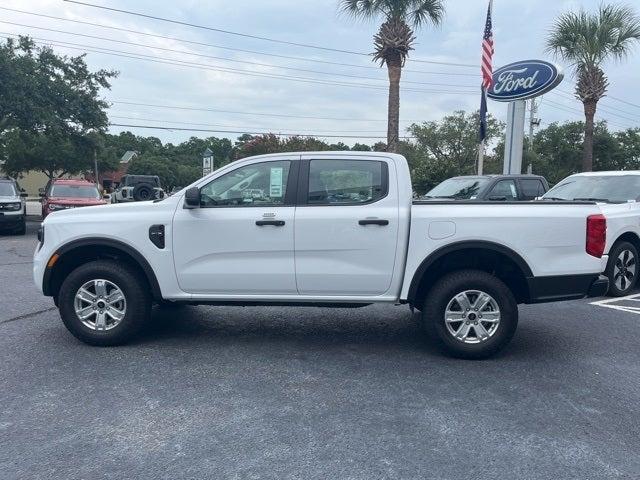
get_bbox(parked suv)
[0,177,27,235]
[423,174,549,201]
[41,179,107,219]
[112,175,165,203]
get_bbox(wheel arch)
[43,238,163,302]
[610,231,640,255]
[407,241,533,307]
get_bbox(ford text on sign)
[488,60,563,102]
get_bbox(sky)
[1,0,639,147]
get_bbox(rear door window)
[306,160,387,205]
[520,179,546,200]
[487,180,517,201]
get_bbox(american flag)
[479,0,494,142]
[481,0,494,90]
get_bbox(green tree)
[351,143,372,151]
[340,0,445,153]
[614,128,640,170]
[0,37,117,178]
[547,3,640,171]
[407,110,503,193]
[524,121,620,184]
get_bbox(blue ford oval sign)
[488,60,564,102]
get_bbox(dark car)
[0,177,27,235]
[423,174,549,201]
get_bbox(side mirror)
[488,195,507,201]
[39,192,46,198]
[184,187,200,209]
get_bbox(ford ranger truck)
[34,152,609,359]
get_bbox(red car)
[41,179,108,218]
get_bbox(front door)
[173,159,298,296]
[294,156,400,296]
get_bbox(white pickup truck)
[542,171,640,296]
[34,152,609,358]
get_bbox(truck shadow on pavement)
[133,304,570,361]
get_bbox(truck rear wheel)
[605,241,638,297]
[58,260,151,346]
[422,270,518,359]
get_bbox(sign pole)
[502,100,526,174]
[477,140,485,175]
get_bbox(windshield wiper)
[573,197,611,203]
[540,196,566,201]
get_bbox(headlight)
[1,202,22,211]
[48,204,72,211]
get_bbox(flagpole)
[478,0,493,176]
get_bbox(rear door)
[294,156,400,296]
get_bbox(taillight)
[586,214,606,258]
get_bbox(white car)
[34,152,609,359]
[543,171,640,296]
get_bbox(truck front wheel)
[57,260,151,346]
[422,270,518,359]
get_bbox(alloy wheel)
[614,249,637,292]
[74,279,127,331]
[444,290,501,344]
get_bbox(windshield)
[425,177,491,199]
[543,175,640,203]
[0,182,17,196]
[50,184,100,199]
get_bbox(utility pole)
[527,98,540,174]
[93,148,100,191]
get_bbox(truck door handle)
[256,220,285,227]
[358,219,389,226]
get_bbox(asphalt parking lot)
[1,223,639,480]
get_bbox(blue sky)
[2,0,639,146]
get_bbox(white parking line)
[590,293,640,314]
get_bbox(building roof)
[120,151,138,164]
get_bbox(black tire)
[422,270,518,359]
[605,241,639,297]
[58,260,151,346]
[132,183,153,201]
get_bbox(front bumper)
[0,213,25,228]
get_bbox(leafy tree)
[614,128,640,170]
[340,0,445,153]
[0,37,117,178]
[406,110,503,193]
[523,121,621,184]
[547,3,640,171]
[351,143,372,151]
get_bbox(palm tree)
[547,3,640,172]
[340,0,445,153]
